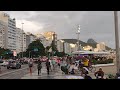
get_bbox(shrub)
[96,59,113,64]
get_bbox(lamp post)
[21,23,24,58]
[114,11,120,73]
[76,25,80,51]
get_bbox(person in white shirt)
[49,59,53,71]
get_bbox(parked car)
[7,60,21,69]
[1,60,8,67]
[0,59,3,63]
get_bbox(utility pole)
[114,11,120,73]
[21,23,24,58]
[76,25,80,51]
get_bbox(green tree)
[26,39,45,58]
[51,40,57,52]
[0,47,13,59]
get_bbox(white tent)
[72,50,110,55]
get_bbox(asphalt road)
[0,64,37,79]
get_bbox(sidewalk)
[21,66,66,79]
[21,64,115,79]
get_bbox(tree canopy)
[26,39,45,57]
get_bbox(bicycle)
[88,63,96,73]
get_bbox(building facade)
[0,12,16,51]
[26,33,36,49]
[43,31,57,47]
[0,20,7,48]
[35,33,51,48]
[57,39,77,54]
[96,42,106,51]
[16,28,26,53]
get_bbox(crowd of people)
[26,55,107,79]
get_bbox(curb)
[92,63,114,67]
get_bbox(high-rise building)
[35,33,51,48]
[0,12,16,51]
[43,31,55,40]
[0,20,7,48]
[26,32,36,49]
[16,28,26,53]
[43,31,57,48]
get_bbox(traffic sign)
[34,48,38,51]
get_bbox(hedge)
[92,59,113,64]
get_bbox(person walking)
[28,59,33,75]
[0,65,1,74]
[37,59,42,76]
[46,59,50,75]
[49,59,53,72]
[51,59,55,70]
[57,58,61,68]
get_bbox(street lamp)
[114,11,120,73]
[76,25,80,51]
[21,23,24,58]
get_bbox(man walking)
[37,59,42,76]
[46,59,50,75]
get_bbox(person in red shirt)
[57,58,61,68]
[94,67,104,79]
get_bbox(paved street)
[0,64,37,79]
[0,60,117,79]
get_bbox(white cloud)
[16,20,44,34]
[4,11,118,48]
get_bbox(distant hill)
[87,38,97,44]
[61,39,112,50]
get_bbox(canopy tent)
[72,50,110,55]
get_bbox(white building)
[57,40,64,52]
[97,42,106,51]
[0,20,7,48]
[16,28,26,53]
[43,31,57,47]
[0,12,16,51]
[83,45,93,51]
[26,33,36,49]
[57,40,77,54]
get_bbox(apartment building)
[26,32,36,49]
[16,28,26,53]
[0,12,16,51]
[0,20,7,48]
